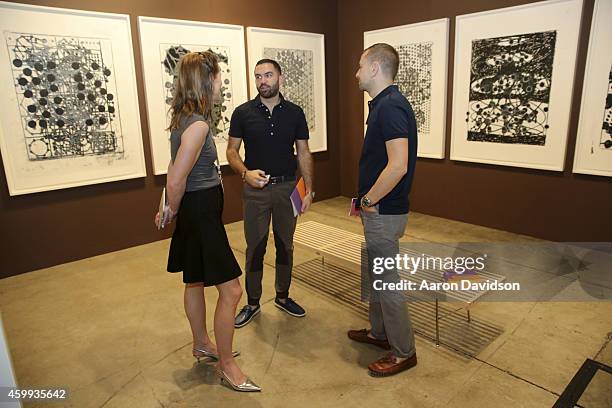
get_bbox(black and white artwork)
[160,44,234,141]
[364,18,449,158]
[600,65,612,150]
[572,0,611,176]
[263,47,315,131]
[247,27,326,152]
[6,32,122,161]
[139,17,248,173]
[452,0,582,171]
[0,4,145,195]
[466,31,556,145]
[395,42,432,136]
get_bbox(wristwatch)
[361,195,373,208]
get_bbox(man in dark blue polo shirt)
[347,43,418,377]
[227,59,314,328]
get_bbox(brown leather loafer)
[347,329,391,350]
[368,352,417,377]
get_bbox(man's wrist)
[241,169,248,182]
[361,195,373,208]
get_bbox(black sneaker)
[234,305,260,328]
[274,298,306,317]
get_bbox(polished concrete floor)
[1,196,611,408]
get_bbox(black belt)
[268,175,296,184]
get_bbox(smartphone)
[349,197,360,216]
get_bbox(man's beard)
[257,82,280,98]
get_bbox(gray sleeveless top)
[170,113,221,192]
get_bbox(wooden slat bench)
[293,220,506,345]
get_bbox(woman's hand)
[154,211,162,229]
[155,206,177,229]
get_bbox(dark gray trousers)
[242,182,296,306]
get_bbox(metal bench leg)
[435,297,440,347]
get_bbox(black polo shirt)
[358,85,418,215]
[229,94,309,176]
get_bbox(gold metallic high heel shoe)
[217,369,261,392]
[192,348,240,363]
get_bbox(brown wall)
[338,0,612,242]
[3,0,611,278]
[0,0,340,278]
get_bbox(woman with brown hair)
[155,51,260,392]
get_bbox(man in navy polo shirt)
[227,59,314,328]
[347,43,418,377]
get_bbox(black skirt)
[167,184,242,286]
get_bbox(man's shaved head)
[363,43,399,80]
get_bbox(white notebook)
[158,187,167,230]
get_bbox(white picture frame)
[0,2,146,195]
[364,18,449,159]
[450,0,583,171]
[246,27,327,153]
[138,16,248,173]
[572,0,612,177]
